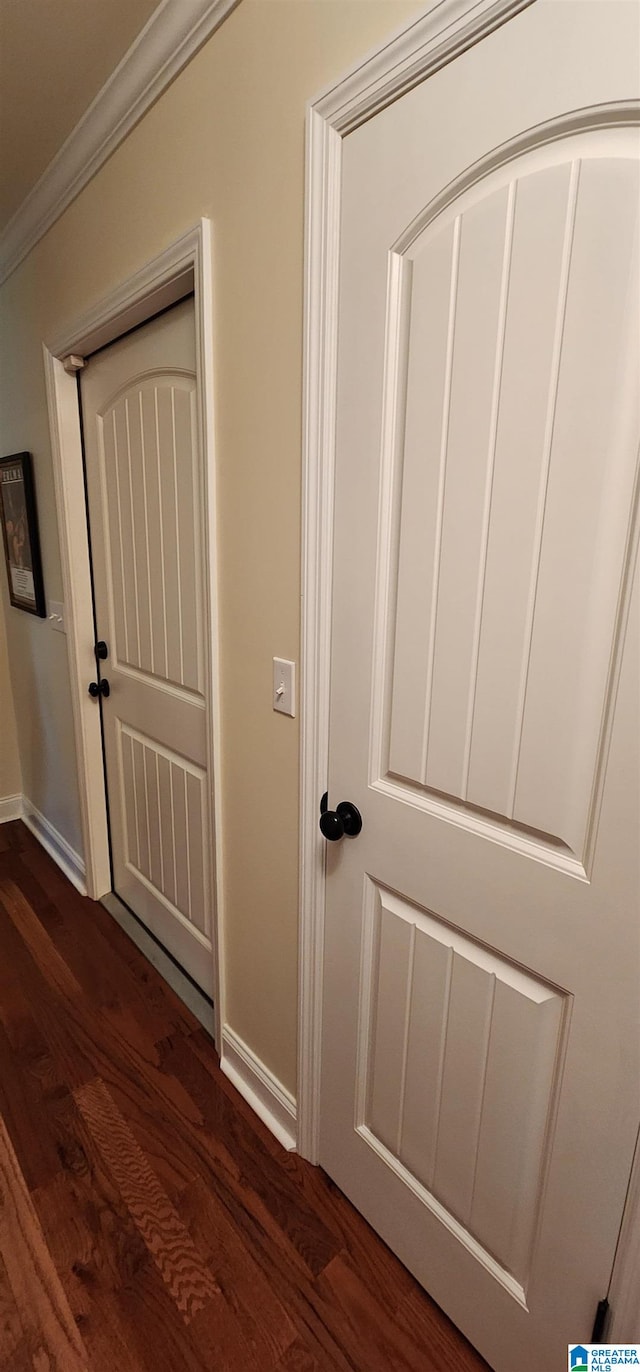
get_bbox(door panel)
[321,4,640,1368]
[385,145,639,862]
[81,300,214,994]
[360,881,566,1292]
[101,376,203,695]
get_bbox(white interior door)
[321,4,640,1368]
[81,299,215,995]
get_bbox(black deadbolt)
[88,678,110,699]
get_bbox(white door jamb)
[298,0,640,1334]
[43,219,225,1052]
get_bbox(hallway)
[0,820,487,1371]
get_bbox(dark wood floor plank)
[0,872,59,1043]
[0,1020,72,1194]
[0,819,27,854]
[319,1252,488,1372]
[185,1029,417,1310]
[0,821,489,1372]
[109,1259,215,1372]
[31,1201,146,1372]
[31,1098,154,1372]
[274,1337,328,1371]
[74,1077,221,1323]
[0,1247,26,1370]
[176,1172,359,1370]
[0,877,84,1001]
[186,1275,296,1372]
[178,1174,299,1365]
[0,876,203,1137]
[279,1155,417,1311]
[30,1092,150,1292]
[0,1114,89,1372]
[158,1029,341,1278]
[395,1283,490,1372]
[15,842,196,1044]
[102,1039,337,1293]
[0,887,97,1087]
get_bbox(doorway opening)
[43,222,224,1050]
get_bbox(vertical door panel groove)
[420,216,462,785]
[461,183,517,799]
[506,160,580,816]
[124,397,141,667]
[154,387,169,679]
[170,389,185,686]
[396,922,417,1155]
[138,390,155,675]
[110,408,130,664]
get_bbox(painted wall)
[0,593,21,802]
[0,0,422,1094]
[0,301,82,843]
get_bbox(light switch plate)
[48,600,65,633]
[273,658,296,717]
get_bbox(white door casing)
[302,3,640,1368]
[80,300,215,994]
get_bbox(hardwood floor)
[0,820,489,1371]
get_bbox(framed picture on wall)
[0,452,46,616]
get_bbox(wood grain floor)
[0,820,489,1371]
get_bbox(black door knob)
[95,640,108,660]
[319,791,362,841]
[88,679,110,698]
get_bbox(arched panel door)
[321,3,640,1368]
[81,299,215,995]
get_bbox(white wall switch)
[273,658,296,717]
[48,601,65,633]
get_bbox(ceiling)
[0,0,162,233]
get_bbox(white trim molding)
[43,219,225,1053]
[0,0,239,285]
[221,1026,297,1152]
[22,797,86,895]
[298,0,534,1166]
[0,794,23,824]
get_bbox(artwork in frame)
[0,452,46,616]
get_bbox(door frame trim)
[43,219,224,1050]
[298,0,640,1324]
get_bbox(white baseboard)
[221,1025,297,1151]
[0,793,23,823]
[21,797,86,895]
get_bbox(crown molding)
[312,0,533,132]
[0,0,238,286]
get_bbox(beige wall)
[0,592,21,801]
[0,267,83,849]
[0,0,422,1094]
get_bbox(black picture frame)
[0,452,46,617]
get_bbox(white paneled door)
[321,4,640,1369]
[81,299,215,994]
